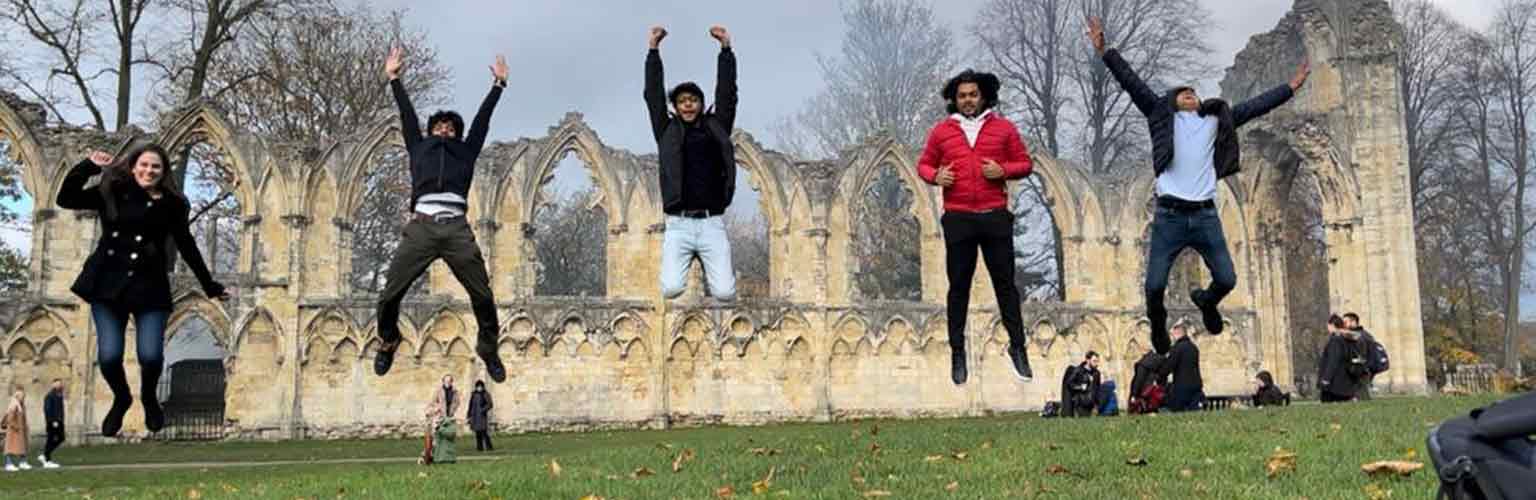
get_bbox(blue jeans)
[90,303,169,366]
[1144,206,1236,335]
[659,215,736,300]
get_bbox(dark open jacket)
[57,160,224,311]
[1129,351,1167,399]
[391,79,502,210]
[467,388,493,432]
[1101,48,1294,181]
[644,47,738,215]
[1160,336,1203,395]
[1060,362,1103,410]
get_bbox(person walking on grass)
[2,388,30,471]
[468,380,494,452]
[41,379,65,468]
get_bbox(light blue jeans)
[660,215,736,300]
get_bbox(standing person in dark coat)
[1344,312,1379,400]
[57,146,230,437]
[41,379,65,468]
[467,380,494,451]
[1087,17,1310,355]
[646,25,740,301]
[1318,314,1367,403]
[1060,352,1103,417]
[373,46,509,385]
[1159,324,1204,412]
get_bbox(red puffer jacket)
[916,112,1033,213]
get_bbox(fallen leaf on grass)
[1125,456,1149,466]
[550,459,563,478]
[815,445,827,454]
[1361,461,1423,477]
[1330,423,1343,432]
[924,455,945,463]
[869,442,882,453]
[747,448,782,456]
[716,485,735,498]
[1265,448,1298,478]
[945,481,959,491]
[1403,448,1419,460]
[578,495,606,500]
[467,479,490,491]
[1179,469,1194,479]
[752,467,777,494]
[673,449,697,472]
[1364,483,1392,500]
[951,452,969,461]
[863,491,892,497]
[417,472,429,478]
[631,467,655,479]
[1045,464,1072,475]
[1043,442,1062,451]
[186,489,201,500]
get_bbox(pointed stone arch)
[158,102,262,217]
[167,293,233,348]
[0,93,50,200]
[517,114,629,229]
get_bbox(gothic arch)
[158,102,261,213]
[514,115,628,230]
[167,293,233,348]
[0,95,49,200]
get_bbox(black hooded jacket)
[390,79,503,210]
[645,47,738,215]
[1101,49,1294,182]
[1318,332,1368,398]
[1159,336,1203,395]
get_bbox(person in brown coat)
[2,388,31,471]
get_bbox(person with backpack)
[1158,324,1205,412]
[1344,312,1388,399]
[1317,314,1368,403]
[1059,352,1102,417]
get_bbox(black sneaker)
[1190,288,1225,335]
[1150,321,1171,354]
[374,339,400,376]
[142,395,165,433]
[1007,343,1033,381]
[100,395,132,437]
[951,348,969,385]
[478,342,507,383]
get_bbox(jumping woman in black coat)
[56,145,229,437]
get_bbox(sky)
[0,0,1527,316]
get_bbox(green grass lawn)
[0,395,1500,499]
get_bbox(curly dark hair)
[941,69,1001,114]
[668,81,705,109]
[427,110,464,140]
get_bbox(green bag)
[432,420,458,464]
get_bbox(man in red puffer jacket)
[916,69,1035,386]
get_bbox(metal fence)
[154,359,227,441]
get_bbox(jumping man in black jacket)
[373,47,508,383]
[646,25,739,301]
[1088,17,1311,354]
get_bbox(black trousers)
[941,210,1027,351]
[376,218,499,348]
[44,423,64,460]
[474,430,493,451]
[1320,391,1354,403]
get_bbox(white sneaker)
[3,464,16,472]
[43,461,59,469]
[16,462,31,470]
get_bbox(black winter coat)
[1318,333,1368,398]
[57,160,224,311]
[1159,337,1203,395]
[645,47,738,214]
[390,79,502,209]
[467,389,493,432]
[1101,49,1295,180]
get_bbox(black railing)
[155,359,227,441]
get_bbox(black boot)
[140,363,165,433]
[477,341,507,383]
[1190,288,1225,335]
[1007,342,1033,381]
[98,363,133,437]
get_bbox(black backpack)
[1362,331,1390,375]
[1427,392,1536,500]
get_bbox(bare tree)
[973,0,1077,157]
[158,0,315,103]
[1,0,110,129]
[0,138,27,292]
[1482,0,1536,376]
[532,185,607,297]
[723,208,770,298]
[1072,0,1213,176]
[772,0,953,159]
[1393,0,1467,210]
[853,166,922,301]
[349,147,419,296]
[155,1,447,145]
[106,0,155,130]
